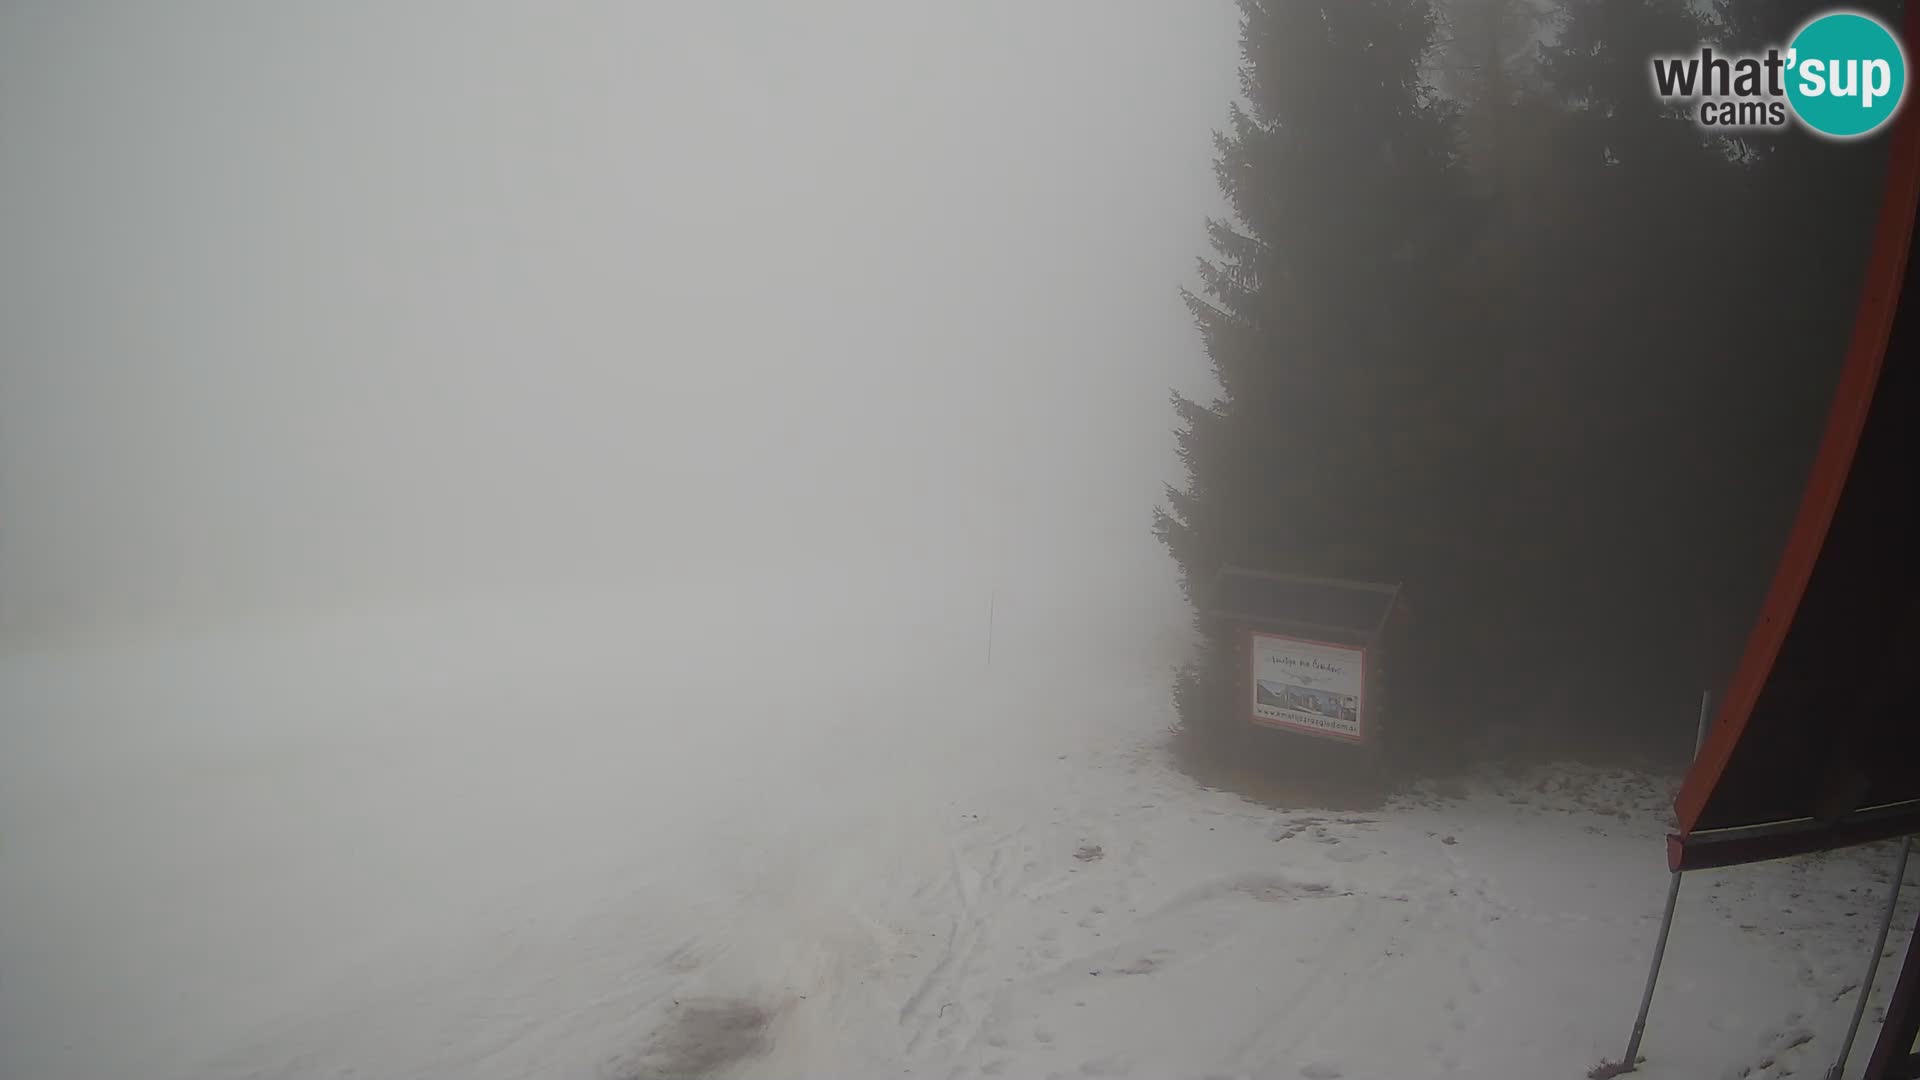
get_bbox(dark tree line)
[1157,0,1898,767]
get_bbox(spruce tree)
[1430,0,1552,195]
[1157,0,1488,761]
[1524,0,1751,734]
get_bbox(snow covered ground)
[2,564,1914,1080]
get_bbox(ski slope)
[2,565,1913,1080]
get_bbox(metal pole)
[1694,689,1714,757]
[1621,872,1686,1071]
[1827,836,1913,1080]
[1616,690,1716,1074]
[985,591,995,670]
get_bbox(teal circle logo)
[1786,11,1908,138]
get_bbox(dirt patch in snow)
[610,997,774,1080]
[1167,724,1393,812]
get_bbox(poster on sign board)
[1249,631,1366,743]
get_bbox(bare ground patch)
[1167,720,1396,812]
[608,997,775,1080]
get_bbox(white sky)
[0,2,1239,640]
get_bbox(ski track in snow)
[723,759,1917,1080]
[4,608,1918,1080]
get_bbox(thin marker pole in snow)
[1621,864,1685,1071]
[1694,688,1714,758]
[1827,835,1913,1080]
[1617,689,1714,1074]
[985,591,995,670]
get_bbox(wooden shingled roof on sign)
[1204,566,1400,647]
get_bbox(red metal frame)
[1670,13,1920,866]
[1246,628,1368,745]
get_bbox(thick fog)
[5,3,1910,1079]
[2,8,1251,1079]
[0,2,1238,644]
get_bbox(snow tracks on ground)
[632,750,1916,1080]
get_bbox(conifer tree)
[1157,0,1487,755]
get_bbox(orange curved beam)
[1672,11,1920,856]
